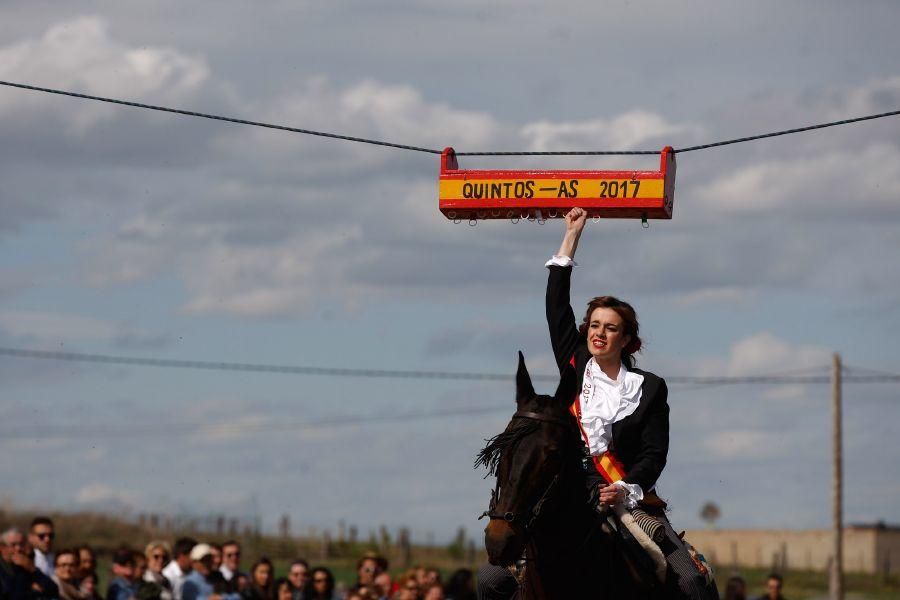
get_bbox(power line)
[0,404,512,440]
[2,346,898,385]
[2,80,899,156]
[0,80,440,155]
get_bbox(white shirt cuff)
[613,480,644,510]
[545,255,577,268]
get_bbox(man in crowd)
[107,548,137,600]
[182,544,240,600]
[218,541,244,590]
[758,573,786,600]
[52,549,84,600]
[28,517,56,578]
[287,559,309,600]
[0,528,26,598]
[16,542,59,600]
[163,537,197,600]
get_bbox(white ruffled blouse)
[546,253,648,508]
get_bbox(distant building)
[684,523,900,575]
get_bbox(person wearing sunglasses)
[28,517,56,578]
[301,568,335,600]
[144,542,174,600]
[53,549,87,600]
[219,541,246,592]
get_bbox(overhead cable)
[1,80,899,157]
[0,404,512,440]
[0,80,441,155]
[2,347,898,385]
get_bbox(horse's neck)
[524,486,602,598]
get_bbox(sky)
[1,1,899,544]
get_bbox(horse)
[476,352,646,599]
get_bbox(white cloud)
[0,310,164,347]
[702,430,786,459]
[522,110,698,153]
[688,331,832,382]
[0,311,118,341]
[75,482,139,506]
[0,16,209,134]
[695,143,900,218]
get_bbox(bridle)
[479,410,576,531]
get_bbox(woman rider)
[478,207,716,599]
[545,207,717,599]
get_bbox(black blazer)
[546,265,669,492]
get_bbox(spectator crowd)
[1,516,793,600]
[0,518,477,600]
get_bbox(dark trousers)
[476,564,518,600]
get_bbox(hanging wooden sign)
[439,147,675,222]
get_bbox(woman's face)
[254,564,272,588]
[312,571,330,596]
[79,548,96,574]
[586,307,630,364]
[54,553,78,583]
[80,575,97,595]
[277,582,292,600]
[423,586,444,600]
[146,547,168,574]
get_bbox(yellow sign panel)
[439,178,664,200]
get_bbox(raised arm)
[556,207,586,260]
[546,208,587,372]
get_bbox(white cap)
[189,543,213,561]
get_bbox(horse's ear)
[516,351,535,403]
[555,364,577,403]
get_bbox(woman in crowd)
[143,541,174,600]
[78,571,101,600]
[274,577,293,600]
[723,575,747,600]
[75,545,96,581]
[302,567,336,600]
[241,558,274,600]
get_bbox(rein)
[478,410,575,530]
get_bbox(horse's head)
[477,352,581,567]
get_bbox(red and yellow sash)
[569,356,627,484]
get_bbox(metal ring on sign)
[511,217,519,224]
[453,218,462,225]
[477,211,486,219]
[469,218,477,227]
[521,211,529,220]
[492,209,501,217]
[447,211,457,220]
[548,209,558,218]
[593,216,601,223]
[507,210,516,219]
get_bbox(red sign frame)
[439,147,675,221]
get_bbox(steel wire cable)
[0,80,441,155]
[2,80,899,156]
[2,346,898,385]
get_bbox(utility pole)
[830,352,844,600]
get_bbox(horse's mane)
[474,417,541,477]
